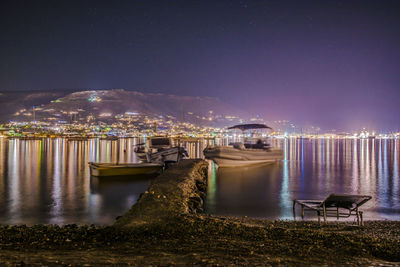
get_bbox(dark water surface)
[205,138,400,221]
[0,137,147,225]
[0,137,399,225]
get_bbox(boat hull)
[211,158,278,167]
[147,147,180,163]
[89,162,163,177]
[203,146,283,168]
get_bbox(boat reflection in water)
[205,161,282,217]
[89,174,154,221]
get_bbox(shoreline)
[0,159,399,265]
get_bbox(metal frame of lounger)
[293,194,372,226]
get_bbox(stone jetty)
[114,159,208,228]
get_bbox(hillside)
[0,89,249,126]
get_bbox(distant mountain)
[0,89,249,126]
[0,90,74,121]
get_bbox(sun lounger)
[293,194,372,226]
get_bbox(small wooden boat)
[88,162,163,177]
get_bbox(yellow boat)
[88,162,163,177]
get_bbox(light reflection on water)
[0,137,213,225]
[205,138,400,221]
[0,137,399,225]
[0,137,147,225]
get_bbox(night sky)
[1,0,400,131]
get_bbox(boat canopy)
[227,124,272,131]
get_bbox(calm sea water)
[205,138,400,221]
[0,137,146,225]
[0,137,399,225]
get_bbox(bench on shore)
[293,194,372,226]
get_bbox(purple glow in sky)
[1,0,399,131]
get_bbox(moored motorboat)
[203,146,283,167]
[203,124,283,167]
[134,136,188,164]
[146,146,188,164]
[88,162,163,177]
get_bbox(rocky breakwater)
[114,159,208,228]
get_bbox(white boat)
[134,136,188,164]
[203,124,283,167]
[146,146,188,164]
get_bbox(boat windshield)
[227,123,271,131]
[228,124,272,148]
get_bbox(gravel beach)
[0,218,399,265]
